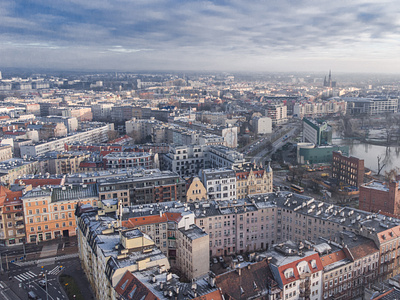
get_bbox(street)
[0,236,93,300]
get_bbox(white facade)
[200,168,236,201]
[20,124,113,157]
[253,117,272,134]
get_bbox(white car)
[237,255,244,262]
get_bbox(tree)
[377,153,389,176]
[107,130,119,142]
[384,168,399,182]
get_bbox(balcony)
[15,224,24,229]
[16,231,25,237]
[15,216,24,221]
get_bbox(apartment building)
[332,151,365,188]
[344,97,398,115]
[42,152,91,175]
[20,123,113,157]
[162,144,208,178]
[200,168,236,201]
[0,158,39,185]
[265,103,287,124]
[40,115,78,133]
[22,185,97,243]
[114,267,223,300]
[268,245,323,300]
[0,145,13,162]
[293,99,347,119]
[97,169,187,205]
[208,145,246,169]
[252,116,272,134]
[234,162,273,199]
[103,151,158,170]
[359,180,400,216]
[76,210,170,300]
[176,224,209,280]
[186,177,207,202]
[91,103,114,122]
[0,186,24,246]
[215,258,282,299]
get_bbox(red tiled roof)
[193,290,224,300]
[277,253,323,286]
[123,212,183,228]
[0,186,23,207]
[15,178,63,187]
[114,271,159,300]
[321,250,347,267]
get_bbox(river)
[334,138,400,173]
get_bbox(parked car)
[237,255,244,262]
[212,257,218,264]
[219,256,224,263]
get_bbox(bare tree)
[384,168,399,182]
[377,154,388,176]
[107,130,119,142]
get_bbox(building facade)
[332,151,365,188]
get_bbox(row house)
[268,245,323,300]
[200,168,236,201]
[76,209,170,300]
[22,184,97,243]
[234,162,273,199]
[190,199,277,257]
[97,169,187,205]
[0,186,24,245]
[103,151,158,170]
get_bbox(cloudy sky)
[1,0,400,73]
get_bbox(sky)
[1,0,400,73]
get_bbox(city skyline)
[1,0,400,73]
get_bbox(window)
[43,208,47,213]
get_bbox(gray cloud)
[1,0,400,72]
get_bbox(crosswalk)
[48,265,64,275]
[14,271,36,282]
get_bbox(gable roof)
[115,271,159,300]
[215,259,280,299]
[273,253,323,287]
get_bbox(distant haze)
[1,1,400,73]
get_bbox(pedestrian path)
[40,243,58,258]
[14,253,79,267]
[14,271,36,282]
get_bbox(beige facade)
[48,152,91,175]
[0,159,39,185]
[177,224,209,280]
[235,163,273,199]
[186,177,207,202]
[0,145,13,162]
